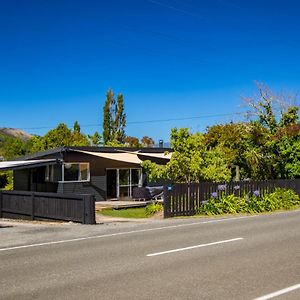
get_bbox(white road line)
[146,237,244,257]
[0,216,253,252]
[254,283,300,300]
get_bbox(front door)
[106,169,117,199]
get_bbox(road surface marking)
[254,283,300,300]
[147,237,244,256]
[3,211,294,252]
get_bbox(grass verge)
[99,207,150,218]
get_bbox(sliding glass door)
[106,168,142,199]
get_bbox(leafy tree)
[201,146,231,182]
[102,89,126,145]
[88,131,102,146]
[141,136,155,148]
[124,136,140,147]
[141,160,166,182]
[114,94,126,142]
[165,128,205,183]
[2,137,30,160]
[30,123,90,153]
[279,106,299,127]
[244,82,299,134]
[73,121,81,133]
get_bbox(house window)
[45,165,53,182]
[45,165,62,182]
[63,163,90,182]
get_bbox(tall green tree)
[102,89,126,145]
[73,121,81,133]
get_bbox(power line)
[17,112,248,131]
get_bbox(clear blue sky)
[1,0,300,142]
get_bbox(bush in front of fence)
[197,188,300,215]
[145,202,163,216]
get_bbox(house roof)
[0,159,60,171]
[16,146,173,161]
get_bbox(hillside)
[0,128,32,140]
[0,128,32,159]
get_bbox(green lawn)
[99,207,149,218]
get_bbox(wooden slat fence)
[164,179,300,218]
[0,190,95,224]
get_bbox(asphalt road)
[1,210,300,300]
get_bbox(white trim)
[60,162,91,183]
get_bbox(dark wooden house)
[0,146,171,201]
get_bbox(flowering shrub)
[197,188,300,215]
[217,184,227,191]
[253,190,260,197]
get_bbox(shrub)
[145,202,163,216]
[198,194,248,215]
[197,188,300,215]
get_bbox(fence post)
[31,192,35,220]
[83,195,96,224]
[0,191,2,218]
[163,186,170,218]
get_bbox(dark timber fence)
[164,179,300,218]
[0,191,95,224]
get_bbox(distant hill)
[0,128,32,140]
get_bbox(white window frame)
[60,162,90,183]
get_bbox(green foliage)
[88,131,102,146]
[102,89,126,145]
[142,128,230,183]
[198,194,247,215]
[30,123,90,153]
[1,137,30,159]
[197,188,300,215]
[0,172,8,188]
[166,128,205,183]
[0,171,13,190]
[73,121,81,133]
[279,106,299,127]
[141,136,155,147]
[125,136,140,147]
[145,202,163,216]
[201,146,231,182]
[141,160,166,182]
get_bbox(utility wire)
[18,112,249,131]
